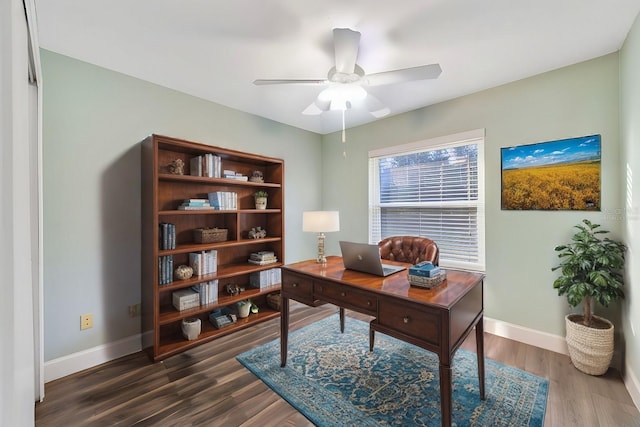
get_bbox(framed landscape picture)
[501,135,601,210]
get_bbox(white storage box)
[173,288,200,311]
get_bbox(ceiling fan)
[253,28,442,118]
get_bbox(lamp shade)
[302,211,340,233]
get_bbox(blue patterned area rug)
[236,315,548,427]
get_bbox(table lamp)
[303,211,340,263]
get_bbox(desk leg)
[439,362,452,427]
[475,316,486,400]
[280,296,290,367]
[339,307,345,333]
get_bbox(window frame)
[368,129,486,272]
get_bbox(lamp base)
[316,232,327,263]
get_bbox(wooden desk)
[280,256,485,427]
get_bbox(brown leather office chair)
[378,235,439,266]
[370,236,440,351]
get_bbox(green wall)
[41,50,322,361]
[42,44,637,385]
[620,12,640,394]
[321,53,623,341]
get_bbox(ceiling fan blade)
[253,79,326,85]
[333,28,360,74]
[363,93,391,118]
[365,64,442,86]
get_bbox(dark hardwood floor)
[36,303,640,426]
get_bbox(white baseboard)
[483,316,569,355]
[44,334,141,383]
[624,362,640,411]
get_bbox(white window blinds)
[369,130,485,271]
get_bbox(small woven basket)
[193,227,228,243]
[408,271,446,289]
[266,293,281,311]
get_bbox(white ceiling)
[35,0,640,135]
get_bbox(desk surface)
[282,256,485,309]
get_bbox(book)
[408,262,442,278]
[183,198,209,204]
[190,156,202,176]
[178,205,214,210]
[248,258,278,266]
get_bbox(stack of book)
[159,222,175,250]
[223,170,248,181]
[159,255,173,285]
[408,261,442,278]
[248,251,278,266]
[190,280,218,305]
[190,153,221,178]
[207,191,237,210]
[249,268,281,289]
[189,250,218,276]
[178,199,212,210]
[172,288,200,311]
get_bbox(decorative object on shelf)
[254,190,268,209]
[236,300,252,318]
[172,288,200,311]
[248,226,267,239]
[250,170,264,183]
[193,227,228,243]
[167,158,185,175]
[551,219,626,375]
[226,283,241,296]
[181,318,201,340]
[303,211,340,263]
[210,311,237,329]
[267,292,282,311]
[174,264,194,280]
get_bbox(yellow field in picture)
[501,161,600,210]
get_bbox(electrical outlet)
[80,313,93,330]
[128,303,141,318]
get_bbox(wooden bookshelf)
[141,134,284,361]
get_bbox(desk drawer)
[378,299,440,346]
[315,282,377,315]
[281,272,315,305]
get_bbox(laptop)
[339,241,406,277]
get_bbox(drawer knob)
[292,283,298,288]
[403,316,411,324]
[367,301,371,306]
[340,292,346,297]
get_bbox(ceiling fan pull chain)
[342,109,347,158]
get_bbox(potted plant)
[254,190,268,210]
[236,299,259,318]
[551,219,626,375]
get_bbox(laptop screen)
[339,241,406,277]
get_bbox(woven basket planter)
[565,314,614,376]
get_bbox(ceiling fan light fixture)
[318,84,367,111]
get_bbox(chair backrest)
[378,236,439,266]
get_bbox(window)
[368,129,485,271]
